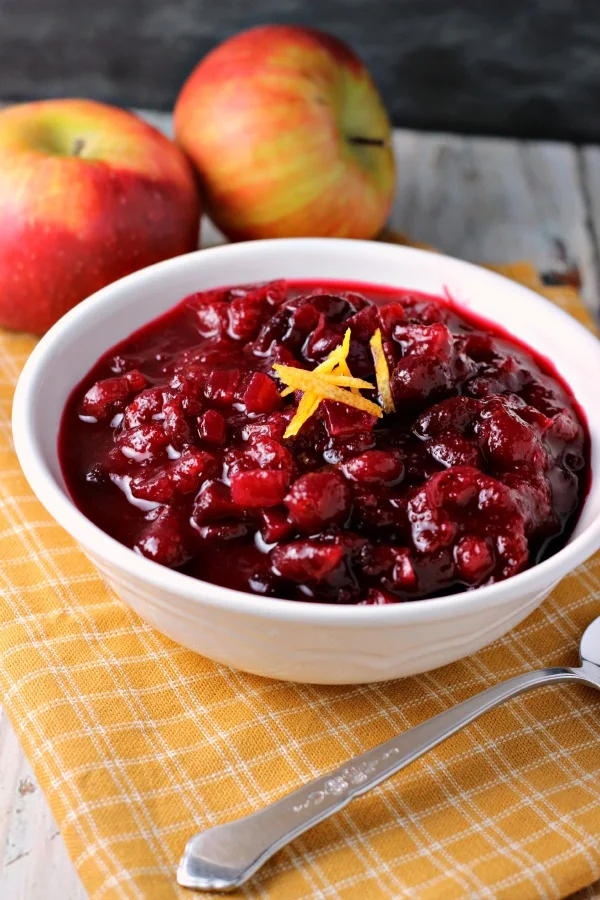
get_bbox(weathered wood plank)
[389,130,599,314]
[580,146,600,316]
[1,118,599,900]
[0,707,86,900]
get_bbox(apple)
[0,99,201,334]
[174,25,395,242]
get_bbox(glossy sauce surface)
[59,279,589,605]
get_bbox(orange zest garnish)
[273,368,383,414]
[278,335,351,433]
[283,391,322,438]
[369,328,396,414]
[282,372,375,392]
[280,330,352,398]
[333,355,359,394]
[273,328,384,439]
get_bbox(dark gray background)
[2,0,600,141]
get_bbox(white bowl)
[12,239,600,684]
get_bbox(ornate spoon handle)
[178,666,588,892]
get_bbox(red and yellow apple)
[0,99,201,334]
[174,25,395,242]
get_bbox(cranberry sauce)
[59,279,589,605]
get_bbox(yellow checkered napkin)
[1,250,599,900]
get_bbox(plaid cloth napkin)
[0,242,599,900]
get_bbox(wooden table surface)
[1,112,599,900]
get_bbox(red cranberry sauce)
[59,279,588,605]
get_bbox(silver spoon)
[178,614,600,892]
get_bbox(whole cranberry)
[393,322,453,359]
[243,411,294,442]
[377,302,406,337]
[496,530,529,579]
[197,409,226,446]
[228,292,267,341]
[427,467,481,509]
[259,508,294,543]
[131,450,217,502]
[230,469,289,508]
[414,397,482,438]
[123,386,167,428]
[82,369,146,421]
[321,400,378,438]
[271,539,344,583]
[117,423,170,464]
[192,481,238,524]
[203,369,241,406]
[341,450,404,486]
[243,372,281,415]
[426,434,482,469]
[479,400,548,470]
[162,396,193,449]
[454,535,494,584]
[171,451,218,492]
[391,356,451,407]
[135,508,190,568]
[284,470,351,533]
[245,436,295,477]
[345,304,380,341]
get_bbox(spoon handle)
[178,665,586,892]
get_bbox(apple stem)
[72,138,86,157]
[347,136,387,147]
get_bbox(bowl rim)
[12,237,600,627]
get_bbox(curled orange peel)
[273,328,384,439]
[369,328,396,414]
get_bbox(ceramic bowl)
[12,239,600,684]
